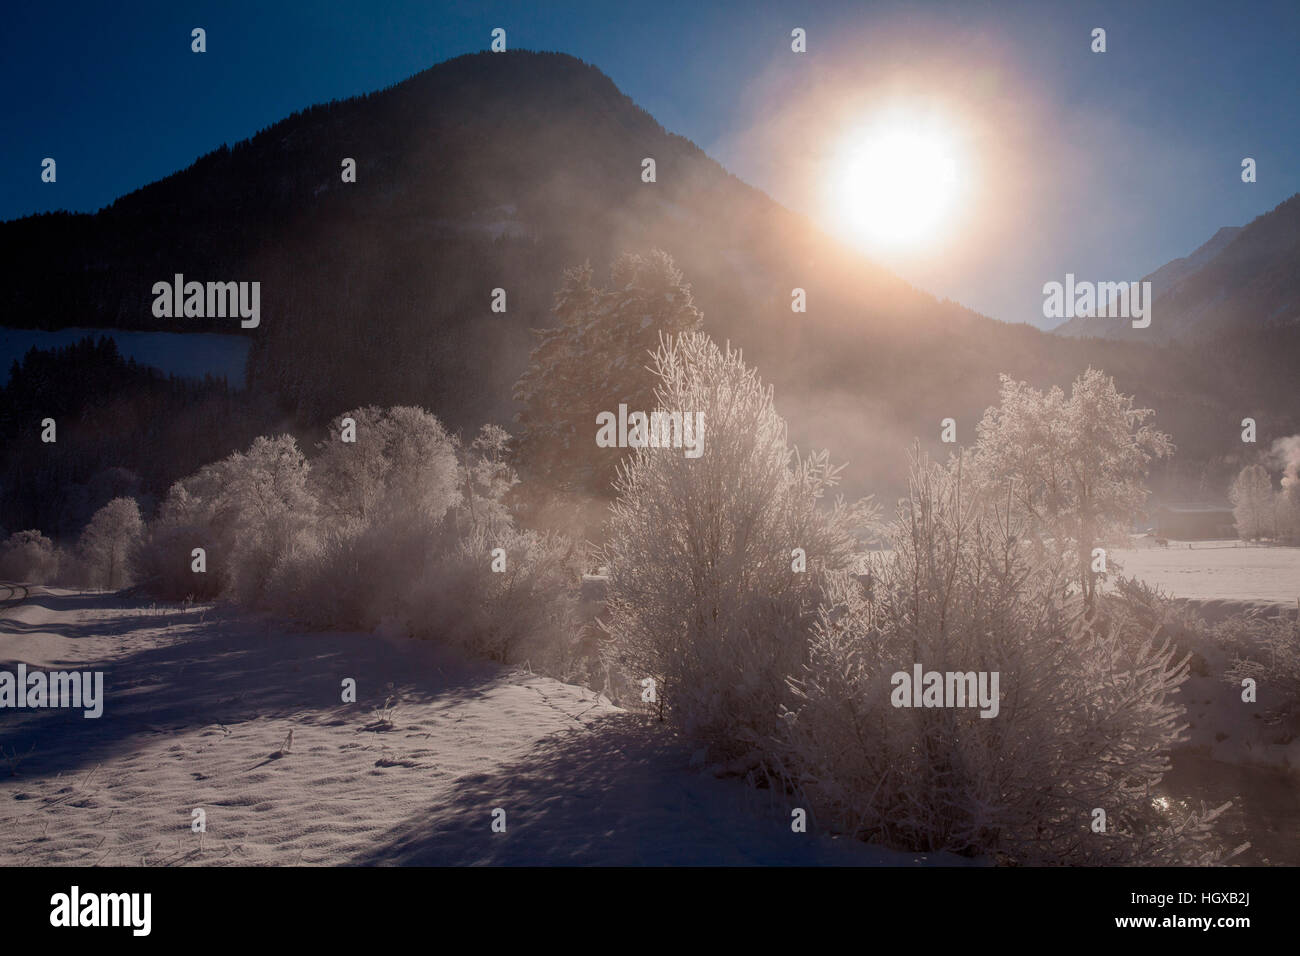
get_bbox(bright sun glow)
[829,112,965,250]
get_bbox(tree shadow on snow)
[346,712,939,867]
[0,591,504,783]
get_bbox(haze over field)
[5,49,1300,527]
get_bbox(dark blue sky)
[3,0,1296,325]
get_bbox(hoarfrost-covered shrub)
[1110,575,1300,726]
[773,452,1226,865]
[601,331,873,758]
[0,529,63,584]
[271,418,586,678]
[218,435,316,604]
[311,406,459,529]
[132,463,232,600]
[131,518,225,600]
[1275,483,1300,544]
[272,406,463,626]
[1222,609,1300,723]
[268,514,440,632]
[133,436,314,603]
[405,521,586,678]
[76,497,143,590]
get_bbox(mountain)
[2,51,1298,519]
[1145,226,1243,300]
[1055,195,1300,343]
[1053,224,1241,340]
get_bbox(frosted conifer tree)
[513,250,703,498]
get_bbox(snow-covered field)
[1110,539,1300,608]
[5,582,1296,866]
[1107,539,1300,772]
[0,589,949,866]
[1103,539,1300,862]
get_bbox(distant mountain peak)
[1053,194,1300,343]
[1142,224,1242,301]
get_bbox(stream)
[1160,753,1300,866]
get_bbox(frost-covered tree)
[138,436,314,603]
[0,529,63,584]
[311,405,459,529]
[456,423,519,535]
[774,451,1225,865]
[601,331,873,757]
[77,497,143,590]
[272,413,585,677]
[1229,464,1274,541]
[971,368,1173,609]
[1275,480,1300,544]
[132,454,238,599]
[219,435,316,603]
[513,250,703,497]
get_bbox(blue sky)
[2,0,1296,326]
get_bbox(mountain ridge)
[1054,195,1300,343]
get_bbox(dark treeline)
[0,336,267,538]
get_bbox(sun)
[828,111,965,250]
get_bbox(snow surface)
[1104,539,1300,775]
[1110,539,1300,607]
[0,589,956,866]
